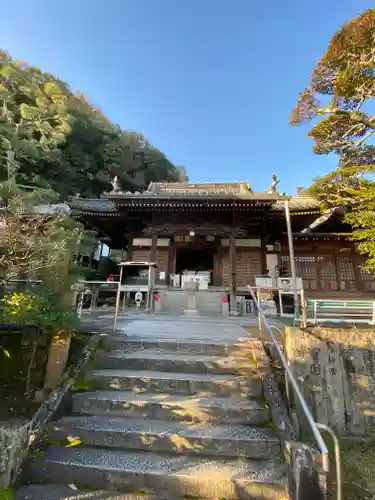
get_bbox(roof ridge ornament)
[110,176,123,194]
[267,173,280,195]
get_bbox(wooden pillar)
[351,245,362,292]
[167,237,176,286]
[333,252,341,293]
[126,232,133,261]
[213,236,221,286]
[261,216,267,274]
[229,233,237,314]
[150,234,157,263]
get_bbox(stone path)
[16,318,288,500]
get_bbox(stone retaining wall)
[285,327,375,436]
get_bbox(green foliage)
[292,8,375,272]
[1,291,80,333]
[0,49,186,199]
[72,379,91,392]
[0,168,86,284]
[0,166,96,335]
[0,488,14,500]
[0,346,10,358]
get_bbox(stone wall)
[0,421,30,488]
[285,327,375,436]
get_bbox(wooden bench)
[306,299,375,326]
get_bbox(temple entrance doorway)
[175,243,216,286]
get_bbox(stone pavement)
[114,317,258,342]
[16,317,288,500]
[81,309,287,333]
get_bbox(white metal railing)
[248,284,342,500]
[307,298,375,326]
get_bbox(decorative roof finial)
[110,176,122,194]
[268,173,280,195]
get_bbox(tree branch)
[356,130,375,147]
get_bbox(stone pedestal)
[222,301,229,316]
[183,281,199,317]
[154,293,163,312]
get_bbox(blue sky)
[1,0,373,194]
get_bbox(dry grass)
[246,325,285,346]
[335,438,375,500]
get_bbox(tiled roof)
[69,198,117,213]
[68,195,320,214]
[273,197,320,211]
[68,182,321,214]
[147,183,320,209]
[33,203,71,215]
[105,181,287,202]
[148,181,253,197]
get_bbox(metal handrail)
[316,423,342,500]
[248,285,330,475]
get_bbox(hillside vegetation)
[0,49,184,199]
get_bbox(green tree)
[0,49,186,199]
[291,8,375,271]
[0,152,84,286]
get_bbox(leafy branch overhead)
[0,49,187,199]
[291,8,375,271]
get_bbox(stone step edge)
[72,390,268,409]
[89,368,261,381]
[28,448,288,499]
[15,484,164,500]
[100,350,257,363]
[31,446,286,482]
[105,336,255,347]
[51,416,279,443]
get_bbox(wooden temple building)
[69,180,375,301]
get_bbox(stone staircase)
[16,322,288,500]
[161,290,224,315]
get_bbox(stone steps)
[97,349,257,375]
[20,319,287,499]
[49,416,280,458]
[72,390,270,425]
[88,368,263,397]
[161,291,223,315]
[27,446,287,499]
[103,337,253,357]
[15,485,157,500]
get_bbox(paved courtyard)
[80,310,287,346]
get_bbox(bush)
[1,291,80,333]
[0,291,81,402]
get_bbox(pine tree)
[291,8,375,271]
